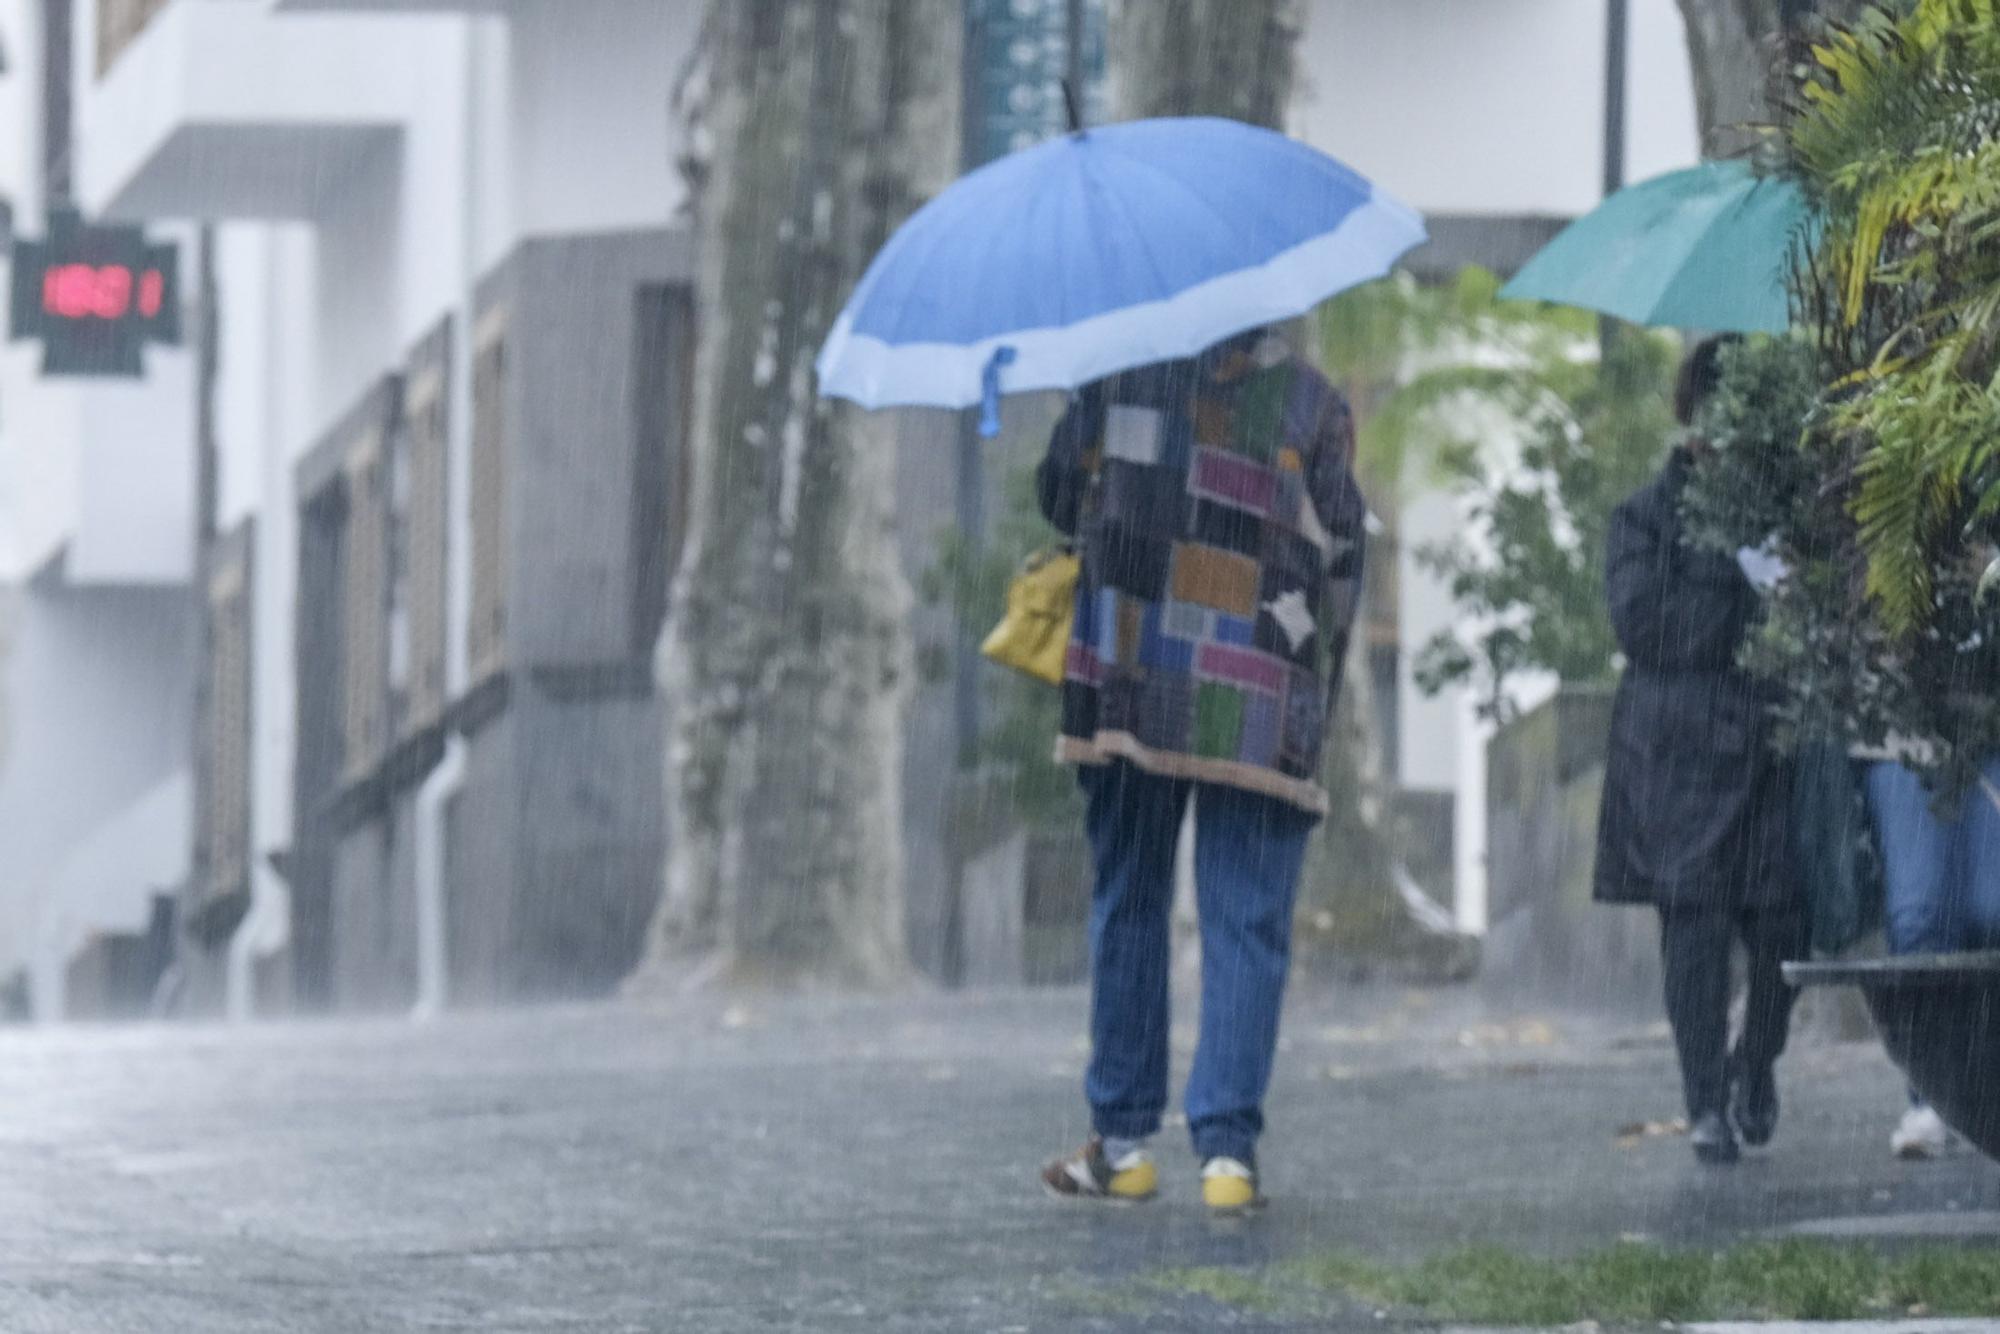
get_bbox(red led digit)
[40,264,142,320]
[93,266,133,319]
[45,264,96,319]
[138,269,165,319]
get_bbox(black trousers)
[1657,905,1808,1119]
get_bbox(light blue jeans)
[1078,760,1315,1164]
[1865,758,2000,957]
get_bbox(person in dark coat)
[1593,336,1806,1165]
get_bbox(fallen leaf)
[1614,1118,1689,1148]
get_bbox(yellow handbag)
[981,546,1079,686]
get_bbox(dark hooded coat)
[1593,450,1797,911]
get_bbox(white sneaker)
[1891,1104,1954,1160]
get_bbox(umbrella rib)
[1094,136,1285,274]
[1096,138,1248,274]
[1649,177,1803,332]
[861,208,979,342]
[1074,146,1195,321]
[846,146,1059,343]
[853,168,1019,344]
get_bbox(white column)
[413,13,489,1020]
[227,225,296,1020]
[1453,689,1490,936]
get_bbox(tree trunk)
[1674,0,1869,155]
[640,0,956,989]
[1109,0,1466,975]
[1110,0,1300,125]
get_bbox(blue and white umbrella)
[816,116,1426,433]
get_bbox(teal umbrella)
[1500,161,1812,334]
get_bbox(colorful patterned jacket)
[1035,334,1368,815]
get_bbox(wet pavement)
[0,983,1992,1331]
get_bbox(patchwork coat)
[1035,336,1368,816]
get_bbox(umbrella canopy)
[816,116,1425,425]
[1499,160,1812,334]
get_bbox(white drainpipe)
[412,740,463,1021]
[227,230,297,1021]
[413,16,484,1020]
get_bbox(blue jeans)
[1079,760,1316,1164]
[1865,758,2000,956]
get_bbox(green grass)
[1142,1240,2000,1325]
[1147,1265,1285,1313]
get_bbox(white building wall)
[508,1,693,241]
[1,0,75,579]
[0,0,40,215]
[1396,485,1464,796]
[274,1,689,431]
[96,2,694,1013]
[309,148,404,422]
[0,585,195,990]
[0,0,206,1002]
[0,0,202,585]
[0,328,195,586]
[0,352,85,578]
[69,336,197,583]
[0,0,51,579]
[1295,0,1699,216]
[217,227,272,530]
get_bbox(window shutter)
[468,308,509,684]
[401,360,450,729]
[341,427,390,781]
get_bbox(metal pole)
[1601,0,1627,199]
[951,450,984,770]
[1065,0,1084,120]
[1599,0,1628,353]
[196,228,220,551]
[952,7,985,775]
[936,1,991,990]
[39,0,70,206]
[186,223,220,992]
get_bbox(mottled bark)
[1107,0,1461,972]
[641,0,957,989]
[1674,0,1869,155]
[1109,0,1300,126]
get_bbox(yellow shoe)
[1040,1137,1158,1202]
[1201,1156,1263,1213]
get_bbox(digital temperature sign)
[8,207,181,377]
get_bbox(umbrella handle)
[978,345,1018,438]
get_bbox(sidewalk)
[0,982,1989,1331]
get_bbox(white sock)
[1102,1135,1149,1165]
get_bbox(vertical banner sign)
[967,0,1107,167]
[8,206,182,377]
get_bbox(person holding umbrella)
[815,112,1425,1210]
[1499,163,1818,1166]
[1593,337,1807,1166]
[1030,328,1369,1211]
